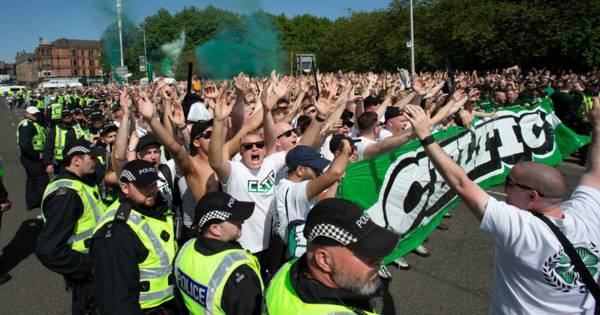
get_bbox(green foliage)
[100,1,600,80]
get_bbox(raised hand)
[137,91,156,121]
[204,81,219,100]
[404,104,431,140]
[273,76,294,98]
[451,89,467,102]
[213,83,235,122]
[234,72,249,91]
[119,87,132,114]
[261,81,278,111]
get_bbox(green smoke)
[160,31,186,77]
[196,6,286,79]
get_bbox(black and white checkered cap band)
[198,210,232,228]
[66,146,91,157]
[120,170,136,182]
[307,223,359,245]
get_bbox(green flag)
[338,99,590,264]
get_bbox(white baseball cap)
[26,106,40,115]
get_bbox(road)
[0,97,586,314]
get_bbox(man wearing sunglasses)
[404,99,600,315]
[274,122,299,152]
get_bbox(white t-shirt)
[354,136,377,161]
[222,151,286,253]
[320,135,334,161]
[481,186,600,315]
[157,159,176,208]
[379,128,393,140]
[273,179,317,258]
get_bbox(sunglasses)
[241,141,265,150]
[277,129,298,139]
[505,177,545,197]
[343,120,354,128]
[198,130,212,140]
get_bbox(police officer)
[91,159,178,314]
[0,155,12,285]
[43,108,80,176]
[73,108,93,142]
[17,106,49,211]
[48,96,63,127]
[174,191,263,315]
[263,198,400,314]
[35,139,106,314]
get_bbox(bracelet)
[315,115,326,123]
[420,135,435,146]
[127,147,136,152]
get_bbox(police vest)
[263,260,378,315]
[580,94,594,118]
[17,119,45,151]
[73,124,93,142]
[36,99,45,110]
[95,201,177,309]
[53,126,70,162]
[57,95,64,104]
[50,103,63,120]
[174,239,263,315]
[41,178,106,253]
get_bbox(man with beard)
[36,139,106,314]
[174,192,263,315]
[264,198,399,314]
[90,159,178,314]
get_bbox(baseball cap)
[89,110,104,120]
[304,198,400,258]
[61,108,73,117]
[120,159,160,187]
[329,134,361,154]
[64,139,101,161]
[286,145,330,172]
[136,133,162,152]
[190,119,213,140]
[194,191,254,229]
[25,106,40,115]
[99,123,119,136]
[384,106,404,122]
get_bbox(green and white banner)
[338,100,590,264]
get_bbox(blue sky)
[1,0,391,62]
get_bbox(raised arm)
[306,140,351,198]
[405,104,489,220]
[113,88,133,175]
[580,97,600,190]
[209,83,235,184]
[137,90,194,176]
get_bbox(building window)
[89,59,93,66]
[72,49,76,56]
[98,51,101,57]
[72,59,77,67]
[72,69,78,76]
[89,50,93,57]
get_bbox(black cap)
[304,198,400,258]
[89,110,103,120]
[136,133,162,152]
[64,138,101,161]
[194,191,255,229]
[329,134,361,154]
[286,145,330,172]
[61,108,73,117]
[82,107,94,115]
[99,123,118,136]
[190,119,213,141]
[120,159,160,187]
[384,106,403,122]
[72,108,83,114]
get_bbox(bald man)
[403,99,600,314]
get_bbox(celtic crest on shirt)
[542,242,600,293]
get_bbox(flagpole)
[409,0,415,75]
